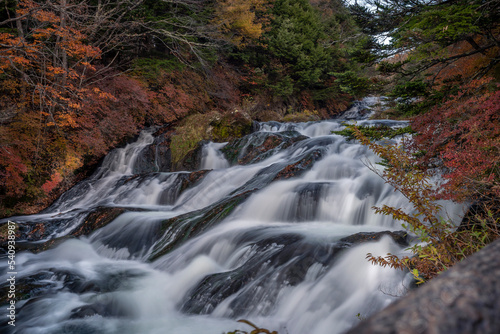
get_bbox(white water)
[201,142,230,170]
[1,103,464,334]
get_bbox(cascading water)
[0,101,463,334]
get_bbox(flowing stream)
[1,98,463,334]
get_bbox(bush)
[349,125,500,283]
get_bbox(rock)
[175,141,204,171]
[0,266,146,308]
[211,111,253,142]
[180,230,410,317]
[178,170,211,193]
[1,169,212,255]
[0,207,129,254]
[148,190,255,261]
[273,148,324,181]
[0,272,57,305]
[270,137,345,181]
[179,233,321,316]
[346,238,500,334]
[340,231,409,247]
[133,133,172,174]
[156,170,211,205]
[222,131,308,165]
[73,207,127,236]
[132,125,207,173]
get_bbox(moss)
[211,111,253,142]
[170,113,217,165]
[282,109,321,122]
[170,110,253,167]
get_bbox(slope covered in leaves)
[0,0,364,216]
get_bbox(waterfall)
[201,142,230,170]
[0,102,464,334]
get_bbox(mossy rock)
[211,111,253,142]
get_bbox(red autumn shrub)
[411,80,500,201]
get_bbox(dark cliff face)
[346,238,500,334]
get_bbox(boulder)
[222,131,307,165]
[133,133,172,174]
[211,111,253,142]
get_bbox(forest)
[0,0,499,283]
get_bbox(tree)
[211,0,267,48]
[354,0,500,97]
[266,0,333,88]
[0,0,104,203]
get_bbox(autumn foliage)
[351,126,500,283]
[0,2,182,214]
[411,81,500,202]
[212,0,269,47]
[0,0,257,215]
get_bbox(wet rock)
[149,190,255,261]
[0,271,95,306]
[0,216,72,245]
[273,148,324,181]
[340,231,410,247]
[133,133,172,174]
[69,301,133,319]
[0,207,130,254]
[346,238,500,334]
[224,146,329,197]
[175,141,204,171]
[178,170,211,193]
[131,126,209,174]
[277,183,328,222]
[0,271,57,305]
[70,304,109,318]
[156,170,211,205]
[181,230,405,317]
[0,267,147,309]
[73,207,127,236]
[222,131,308,165]
[180,229,411,317]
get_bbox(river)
[0,98,463,333]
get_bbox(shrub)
[349,125,500,283]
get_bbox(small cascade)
[98,130,156,176]
[0,102,464,334]
[338,96,388,120]
[46,129,157,212]
[201,142,230,170]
